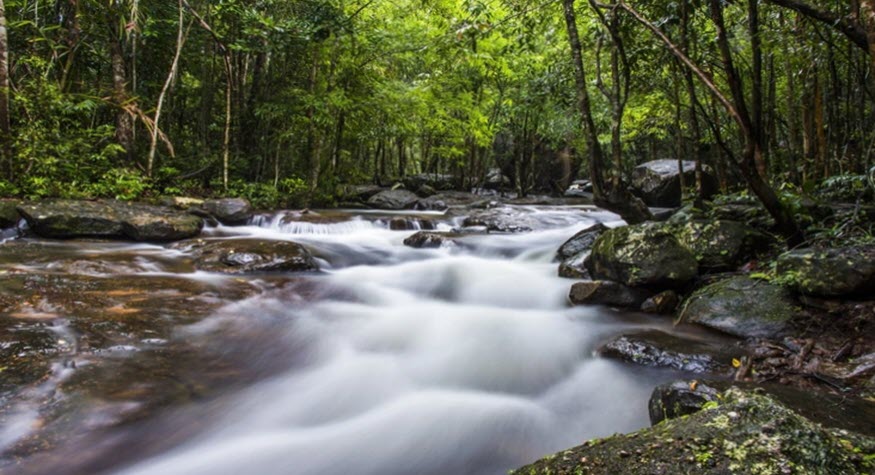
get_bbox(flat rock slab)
[569,280,651,308]
[599,330,741,374]
[682,276,797,339]
[17,200,203,241]
[178,238,319,274]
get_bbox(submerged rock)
[599,330,740,374]
[630,159,717,207]
[587,223,698,289]
[674,220,773,272]
[17,200,203,241]
[568,280,651,308]
[776,246,875,297]
[512,387,875,475]
[682,276,797,339]
[182,239,319,274]
[366,189,420,210]
[200,198,253,225]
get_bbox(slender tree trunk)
[0,0,10,179]
[306,46,322,200]
[862,0,875,90]
[148,0,187,177]
[748,0,767,177]
[110,33,134,161]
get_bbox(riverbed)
[1,206,725,475]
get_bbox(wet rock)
[649,380,721,425]
[0,322,63,393]
[184,239,318,274]
[630,159,717,207]
[200,198,253,225]
[401,174,455,192]
[569,281,651,308]
[17,200,203,242]
[403,231,461,248]
[416,192,488,211]
[587,223,698,289]
[388,217,435,231]
[0,200,21,229]
[461,208,534,233]
[366,189,420,210]
[640,290,679,314]
[558,253,591,279]
[674,220,773,272]
[555,223,608,261]
[682,276,797,339]
[343,185,384,202]
[776,246,875,297]
[512,387,875,475]
[160,196,204,210]
[599,330,740,374]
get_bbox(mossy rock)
[682,276,796,339]
[776,246,875,297]
[587,223,698,289]
[512,387,875,475]
[674,220,773,272]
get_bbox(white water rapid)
[112,207,687,475]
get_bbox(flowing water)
[1,206,713,475]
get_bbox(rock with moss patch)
[776,246,875,297]
[586,223,698,289]
[512,387,875,475]
[17,200,203,241]
[649,380,722,425]
[682,276,796,339]
[675,220,773,272]
[599,330,741,374]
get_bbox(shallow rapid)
[2,206,701,475]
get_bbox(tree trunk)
[110,34,134,161]
[563,0,651,223]
[0,0,10,179]
[863,0,875,88]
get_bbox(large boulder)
[776,246,875,297]
[483,168,510,190]
[674,219,773,272]
[512,387,875,475]
[599,330,741,374]
[586,223,698,288]
[180,239,318,274]
[416,191,487,211]
[366,189,420,210]
[569,281,651,308]
[403,231,464,249]
[682,276,797,339]
[200,198,253,225]
[630,159,717,207]
[17,200,203,241]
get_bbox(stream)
[0,205,723,475]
